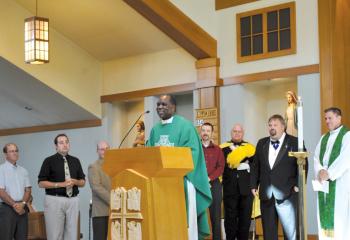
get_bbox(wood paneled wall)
[196,58,222,142]
[319,0,350,131]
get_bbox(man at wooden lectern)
[147,94,212,240]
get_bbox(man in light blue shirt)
[0,143,32,240]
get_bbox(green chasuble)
[318,126,349,237]
[147,115,212,239]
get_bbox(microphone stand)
[118,111,148,148]
[89,201,92,240]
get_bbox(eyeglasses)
[97,148,109,151]
[7,150,19,153]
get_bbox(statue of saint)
[285,91,298,137]
[133,120,145,147]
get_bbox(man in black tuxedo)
[251,114,307,240]
[221,124,255,240]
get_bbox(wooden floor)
[205,218,319,240]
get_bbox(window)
[236,2,296,63]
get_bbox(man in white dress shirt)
[314,107,350,240]
[251,114,306,240]
[0,143,32,240]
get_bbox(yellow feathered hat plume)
[226,143,255,169]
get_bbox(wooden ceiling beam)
[123,0,217,59]
[0,119,101,136]
[101,83,195,103]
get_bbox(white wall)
[103,48,197,95]
[174,93,194,121]
[298,73,321,234]
[220,84,246,142]
[242,82,269,144]
[170,0,218,38]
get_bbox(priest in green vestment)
[147,94,212,240]
[314,107,350,240]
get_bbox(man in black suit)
[221,124,255,240]
[251,114,307,240]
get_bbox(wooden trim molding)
[216,0,258,10]
[0,119,102,136]
[318,0,333,116]
[224,64,319,85]
[123,0,217,59]
[195,58,220,69]
[101,83,195,103]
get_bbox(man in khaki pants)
[88,141,111,240]
[38,134,86,240]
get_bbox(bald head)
[231,124,244,143]
[97,141,110,159]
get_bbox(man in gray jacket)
[88,141,111,240]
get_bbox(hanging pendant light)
[24,0,49,64]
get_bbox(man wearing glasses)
[0,143,32,240]
[88,141,111,240]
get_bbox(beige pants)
[44,195,79,240]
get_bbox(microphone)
[118,110,150,148]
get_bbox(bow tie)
[271,140,280,150]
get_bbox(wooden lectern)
[103,146,194,240]
[28,212,46,240]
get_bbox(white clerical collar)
[161,116,174,125]
[330,125,343,134]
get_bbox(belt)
[46,193,77,198]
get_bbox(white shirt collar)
[330,125,343,135]
[161,116,174,125]
[5,160,17,168]
[270,132,286,143]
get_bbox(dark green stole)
[318,126,348,236]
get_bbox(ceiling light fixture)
[24,0,49,64]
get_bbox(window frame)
[236,2,296,63]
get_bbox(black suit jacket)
[250,134,308,201]
[222,141,253,196]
